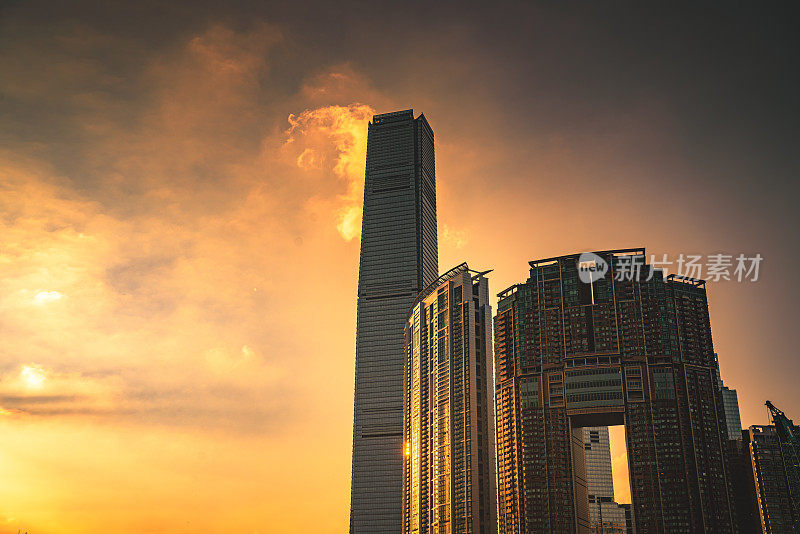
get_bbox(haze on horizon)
[0,2,798,532]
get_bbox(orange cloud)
[284,103,375,240]
[0,19,374,532]
[0,363,121,417]
[441,224,468,249]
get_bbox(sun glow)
[33,290,63,305]
[20,365,47,390]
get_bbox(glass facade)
[721,387,743,441]
[350,110,438,533]
[403,264,497,534]
[494,250,736,533]
[583,427,627,532]
[715,356,743,441]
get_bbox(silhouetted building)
[728,430,761,532]
[494,250,736,533]
[713,359,758,530]
[351,110,438,533]
[749,425,797,533]
[402,264,497,534]
[619,503,634,534]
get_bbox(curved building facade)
[403,264,497,534]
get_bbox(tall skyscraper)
[749,425,798,533]
[350,110,438,533]
[494,250,736,533]
[582,427,627,532]
[402,264,497,534]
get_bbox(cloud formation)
[284,103,375,240]
[1,18,370,531]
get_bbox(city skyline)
[1,2,798,532]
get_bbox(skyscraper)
[350,110,438,533]
[715,355,743,441]
[728,429,761,532]
[402,264,497,534]
[749,425,798,533]
[494,250,736,533]
[582,427,627,532]
[721,387,743,441]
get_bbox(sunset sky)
[1,2,798,532]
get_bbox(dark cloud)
[106,254,180,295]
[1,395,81,405]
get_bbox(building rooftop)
[372,109,414,124]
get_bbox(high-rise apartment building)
[494,250,735,533]
[582,427,627,532]
[350,110,438,533]
[749,425,798,533]
[402,264,497,534]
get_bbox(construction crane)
[766,400,800,532]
